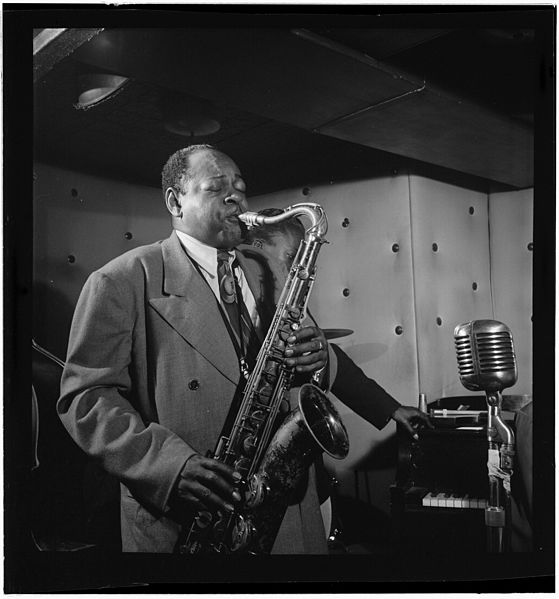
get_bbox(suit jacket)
[58,231,337,553]
[330,344,400,430]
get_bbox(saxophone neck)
[239,203,328,239]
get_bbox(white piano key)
[420,491,490,509]
[452,495,463,508]
[435,492,446,507]
[425,491,437,506]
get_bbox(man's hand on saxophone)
[283,325,328,374]
[173,454,244,515]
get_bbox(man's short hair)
[245,207,306,244]
[161,144,216,198]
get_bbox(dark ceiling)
[33,20,540,196]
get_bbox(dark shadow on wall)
[33,279,76,361]
[31,328,121,551]
[326,434,399,554]
[331,494,392,554]
[353,433,399,472]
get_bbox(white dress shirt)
[175,229,261,331]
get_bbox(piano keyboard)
[421,491,487,509]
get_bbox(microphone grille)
[454,319,518,392]
[474,329,516,374]
[454,330,475,378]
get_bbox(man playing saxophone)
[58,144,336,553]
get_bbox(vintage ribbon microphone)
[454,320,517,552]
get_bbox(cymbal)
[323,328,354,340]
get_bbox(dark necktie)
[217,250,258,369]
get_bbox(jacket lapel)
[149,232,240,384]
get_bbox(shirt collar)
[175,229,235,277]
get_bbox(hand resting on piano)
[391,405,434,439]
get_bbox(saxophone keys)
[248,409,267,427]
[181,540,202,554]
[233,456,251,474]
[263,371,278,384]
[279,398,290,415]
[244,473,268,509]
[240,357,250,380]
[194,510,213,529]
[230,514,256,552]
[278,330,290,342]
[257,382,273,399]
[264,361,279,378]
[242,434,257,456]
[212,511,230,536]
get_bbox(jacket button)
[188,379,200,391]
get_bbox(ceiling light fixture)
[161,93,220,137]
[74,73,129,110]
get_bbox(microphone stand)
[485,390,515,553]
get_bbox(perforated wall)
[489,189,533,396]
[33,163,167,358]
[409,176,492,401]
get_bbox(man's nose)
[224,193,247,209]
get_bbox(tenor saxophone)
[177,203,349,554]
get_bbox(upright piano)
[390,396,516,553]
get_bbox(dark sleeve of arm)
[57,271,194,513]
[330,343,401,430]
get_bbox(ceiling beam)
[72,27,533,187]
[33,28,103,83]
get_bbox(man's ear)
[165,187,182,217]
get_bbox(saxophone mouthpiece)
[238,211,262,229]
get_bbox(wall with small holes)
[33,161,533,514]
[33,163,170,360]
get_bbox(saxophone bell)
[298,383,349,460]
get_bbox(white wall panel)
[489,189,533,396]
[409,176,492,402]
[33,162,166,357]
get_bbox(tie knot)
[217,250,232,265]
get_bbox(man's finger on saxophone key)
[285,325,320,343]
[194,482,236,513]
[200,471,241,503]
[284,329,327,370]
[176,478,234,514]
[175,488,208,512]
[178,455,241,512]
[284,356,326,374]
